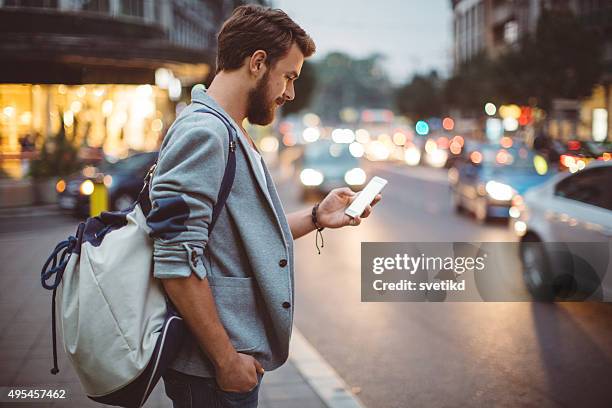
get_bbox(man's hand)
[317,187,382,228]
[216,352,264,393]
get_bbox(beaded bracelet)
[311,202,325,254]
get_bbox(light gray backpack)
[40,105,237,408]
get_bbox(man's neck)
[206,72,248,129]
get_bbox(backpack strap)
[137,104,237,237]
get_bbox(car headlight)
[300,169,324,186]
[404,146,421,166]
[344,167,366,185]
[80,179,95,196]
[485,181,514,201]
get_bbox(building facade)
[451,0,611,142]
[0,0,263,178]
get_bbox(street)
[279,161,612,408]
[1,162,612,408]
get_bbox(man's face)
[246,43,304,125]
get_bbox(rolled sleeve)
[153,243,209,280]
[147,112,228,280]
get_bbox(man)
[147,5,381,408]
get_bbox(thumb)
[253,358,265,374]
[335,187,356,197]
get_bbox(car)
[449,144,554,223]
[511,161,612,301]
[56,151,158,216]
[297,139,366,200]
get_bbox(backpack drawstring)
[41,236,77,374]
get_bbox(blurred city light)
[260,136,279,153]
[437,136,449,149]
[533,155,548,175]
[514,220,527,236]
[425,149,448,168]
[332,128,355,144]
[495,149,514,165]
[415,120,429,136]
[303,127,320,143]
[168,77,182,101]
[102,100,113,117]
[151,118,163,132]
[393,132,406,145]
[503,117,519,132]
[155,68,171,89]
[103,175,113,188]
[499,104,521,119]
[349,142,365,158]
[424,139,437,154]
[485,180,514,201]
[55,179,66,194]
[404,145,421,166]
[486,118,503,140]
[484,102,497,116]
[344,168,366,186]
[451,135,464,146]
[470,151,483,164]
[80,180,95,196]
[366,141,390,161]
[442,117,455,130]
[63,110,74,127]
[300,169,324,186]
[282,134,296,147]
[449,142,462,155]
[592,108,608,142]
[500,136,513,148]
[303,113,321,128]
[355,129,370,144]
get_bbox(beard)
[246,71,283,125]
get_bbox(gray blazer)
[147,85,295,377]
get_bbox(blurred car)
[556,140,612,173]
[57,151,158,216]
[449,144,554,223]
[297,139,365,200]
[512,161,612,300]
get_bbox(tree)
[396,70,443,120]
[443,53,500,116]
[444,7,605,115]
[496,7,604,111]
[310,52,395,122]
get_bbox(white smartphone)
[344,176,387,218]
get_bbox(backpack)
[40,105,238,408]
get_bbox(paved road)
[278,161,612,408]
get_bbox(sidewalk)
[0,208,365,408]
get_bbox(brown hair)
[216,5,316,74]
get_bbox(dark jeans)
[162,368,263,408]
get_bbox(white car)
[511,161,612,301]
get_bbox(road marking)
[290,328,367,408]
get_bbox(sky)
[273,0,453,85]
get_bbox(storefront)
[0,2,219,179]
[0,83,179,178]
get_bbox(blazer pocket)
[207,276,266,353]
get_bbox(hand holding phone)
[344,176,387,218]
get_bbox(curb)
[289,329,366,408]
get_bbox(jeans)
[162,368,263,408]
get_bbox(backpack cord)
[41,236,77,374]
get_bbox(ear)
[249,50,268,76]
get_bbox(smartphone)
[344,176,387,218]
